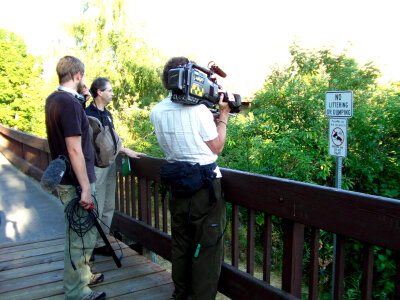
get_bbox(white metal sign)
[325,91,353,118]
[329,119,347,157]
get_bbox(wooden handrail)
[1,123,399,299]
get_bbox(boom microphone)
[40,155,68,192]
[208,61,227,78]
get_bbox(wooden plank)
[219,263,299,300]
[138,178,147,223]
[0,278,64,300]
[147,180,152,226]
[162,189,168,233]
[92,254,148,273]
[0,260,63,283]
[247,208,255,275]
[125,174,131,216]
[263,213,272,283]
[131,174,137,218]
[0,239,171,300]
[0,243,64,262]
[0,246,135,282]
[115,173,120,211]
[111,282,174,300]
[395,251,400,300]
[231,204,239,268]
[89,272,172,298]
[333,235,345,300]
[154,183,160,230]
[0,144,44,181]
[361,244,374,300]
[221,168,400,251]
[0,240,127,272]
[119,172,124,213]
[0,124,49,152]
[308,227,320,300]
[0,250,64,272]
[112,211,172,260]
[0,236,64,253]
[282,220,305,298]
[0,268,63,293]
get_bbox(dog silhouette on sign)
[333,131,343,142]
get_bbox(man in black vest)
[86,77,143,256]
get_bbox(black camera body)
[167,62,241,113]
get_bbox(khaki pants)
[169,179,226,300]
[57,183,97,300]
[94,161,116,248]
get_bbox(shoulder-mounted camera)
[167,61,241,113]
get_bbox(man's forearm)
[69,150,90,191]
[206,110,229,154]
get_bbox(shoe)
[83,291,106,300]
[93,245,113,256]
[89,273,104,285]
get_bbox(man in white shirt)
[150,57,231,300]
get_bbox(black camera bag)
[159,161,217,203]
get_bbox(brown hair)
[162,56,189,89]
[56,56,85,84]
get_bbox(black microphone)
[208,61,227,78]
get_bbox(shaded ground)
[0,152,64,246]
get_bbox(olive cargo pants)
[57,183,97,300]
[169,179,226,300]
[94,161,116,248]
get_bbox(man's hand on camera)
[218,92,231,116]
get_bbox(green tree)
[65,0,167,152]
[0,28,47,135]
[220,43,399,199]
[218,43,399,297]
[66,0,166,107]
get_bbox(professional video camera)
[167,61,241,113]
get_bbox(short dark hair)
[162,57,189,89]
[90,77,111,98]
[56,56,85,84]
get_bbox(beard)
[77,80,84,94]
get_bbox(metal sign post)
[325,91,353,298]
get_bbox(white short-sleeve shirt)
[150,95,221,176]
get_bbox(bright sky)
[1,0,399,97]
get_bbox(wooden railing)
[1,123,399,299]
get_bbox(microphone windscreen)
[40,156,67,192]
[214,66,227,78]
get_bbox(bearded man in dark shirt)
[45,56,106,300]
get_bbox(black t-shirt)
[45,91,96,185]
[85,101,115,129]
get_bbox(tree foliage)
[218,44,399,297]
[66,0,166,108]
[64,0,167,153]
[220,43,399,199]
[0,28,47,135]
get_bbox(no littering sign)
[329,119,347,157]
[325,91,353,118]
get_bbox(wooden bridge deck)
[0,236,174,299]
